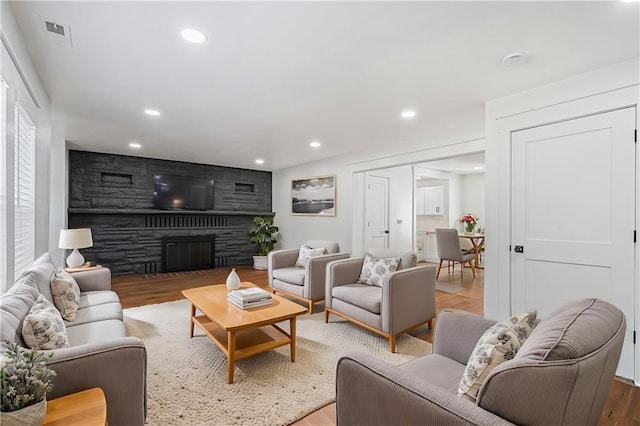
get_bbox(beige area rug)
[435,282,465,294]
[124,300,431,426]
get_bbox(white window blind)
[14,102,36,277]
[0,79,7,285]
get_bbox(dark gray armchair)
[324,249,436,352]
[336,298,625,425]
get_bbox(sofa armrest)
[268,249,299,286]
[433,311,496,365]
[305,253,350,300]
[382,265,436,334]
[46,337,146,426]
[336,352,514,426]
[70,267,111,292]
[325,258,364,308]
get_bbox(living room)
[1,1,639,425]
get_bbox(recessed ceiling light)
[309,141,321,148]
[144,109,161,116]
[255,159,264,165]
[181,28,207,43]
[473,166,483,170]
[502,52,527,66]
[401,110,416,119]
[129,142,142,149]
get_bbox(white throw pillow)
[22,294,70,350]
[458,311,537,401]
[295,245,327,267]
[50,268,81,321]
[357,253,400,287]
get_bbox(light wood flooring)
[111,263,639,426]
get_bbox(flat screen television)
[153,174,214,210]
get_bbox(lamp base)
[66,249,85,268]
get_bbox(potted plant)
[249,216,279,270]
[1,341,56,426]
[459,213,479,235]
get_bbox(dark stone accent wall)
[68,150,273,275]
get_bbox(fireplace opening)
[161,235,216,273]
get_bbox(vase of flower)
[226,268,241,291]
[459,213,479,236]
[1,342,56,426]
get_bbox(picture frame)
[291,174,336,216]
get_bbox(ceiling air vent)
[38,15,73,48]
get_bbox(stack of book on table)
[227,287,273,309]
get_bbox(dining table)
[458,234,485,269]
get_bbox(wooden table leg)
[290,317,296,362]
[189,303,195,338]
[227,331,236,384]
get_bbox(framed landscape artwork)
[291,175,336,216]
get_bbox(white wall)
[461,173,485,229]
[1,3,52,288]
[485,58,640,382]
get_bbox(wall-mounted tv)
[153,174,214,210]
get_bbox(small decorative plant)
[1,341,56,412]
[249,217,279,256]
[459,213,479,234]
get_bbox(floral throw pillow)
[295,245,328,267]
[357,253,401,287]
[50,268,81,321]
[458,311,537,402]
[22,294,69,350]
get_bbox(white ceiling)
[8,1,639,171]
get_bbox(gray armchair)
[336,298,625,426]
[435,228,476,279]
[324,249,436,352]
[268,240,349,313]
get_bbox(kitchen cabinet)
[416,186,443,215]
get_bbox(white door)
[511,107,636,379]
[366,175,390,249]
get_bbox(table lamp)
[59,228,93,268]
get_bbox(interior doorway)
[365,174,390,249]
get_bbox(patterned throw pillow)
[357,253,401,287]
[22,294,69,350]
[50,268,81,321]
[458,311,537,401]
[295,245,328,267]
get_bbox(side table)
[43,388,107,426]
[64,265,103,273]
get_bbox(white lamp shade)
[58,228,93,249]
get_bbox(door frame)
[485,60,639,384]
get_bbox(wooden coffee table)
[43,388,107,426]
[182,282,307,383]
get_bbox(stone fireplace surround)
[68,150,274,275]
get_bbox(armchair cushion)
[357,253,400,286]
[22,294,69,350]
[295,245,327,267]
[458,311,537,401]
[50,268,81,321]
[272,267,305,286]
[333,284,382,314]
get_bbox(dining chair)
[435,228,476,280]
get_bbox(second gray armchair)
[324,249,436,352]
[268,240,349,314]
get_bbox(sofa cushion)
[367,249,416,270]
[0,273,40,345]
[22,294,69,350]
[65,302,123,327]
[20,253,57,304]
[65,319,127,346]
[458,311,537,402]
[305,240,339,254]
[78,291,120,309]
[295,245,327,267]
[516,298,622,362]
[51,268,81,321]
[399,353,466,394]
[332,284,382,314]
[272,267,306,286]
[357,253,400,287]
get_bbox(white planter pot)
[253,255,268,270]
[0,399,47,426]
